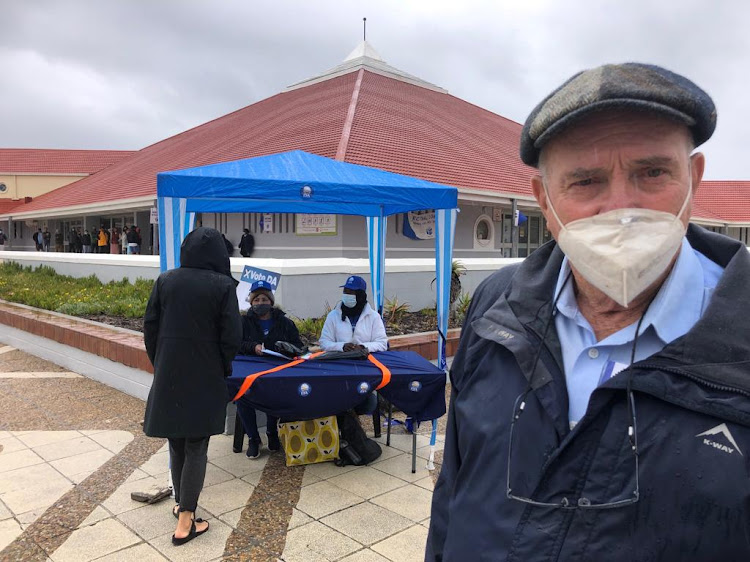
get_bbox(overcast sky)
[2,0,748,179]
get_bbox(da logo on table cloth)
[278,416,340,467]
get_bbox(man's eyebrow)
[632,156,679,167]
[563,167,606,181]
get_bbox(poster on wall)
[259,213,273,233]
[295,214,337,235]
[402,209,435,240]
[236,265,283,312]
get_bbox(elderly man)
[427,64,750,561]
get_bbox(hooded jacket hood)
[180,227,237,285]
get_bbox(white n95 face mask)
[546,183,691,308]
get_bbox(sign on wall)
[402,210,435,240]
[295,214,337,235]
[236,265,283,312]
[260,213,273,233]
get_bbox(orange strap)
[367,354,392,390]
[232,352,324,402]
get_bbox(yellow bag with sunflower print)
[278,416,340,466]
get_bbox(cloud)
[0,0,748,178]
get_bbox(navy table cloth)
[227,351,447,422]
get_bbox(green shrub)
[419,306,437,318]
[0,261,153,319]
[454,292,472,323]
[384,296,410,326]
[293,315,326,345]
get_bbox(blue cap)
[340,275,366,291]
[250,280,273,292]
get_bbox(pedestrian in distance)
[143,227,242,546]
[81,230,92,253]
[239,228,255,257]
[97,225,109,254]
[127,225,140,254]
[427,63,750,561]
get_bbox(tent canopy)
[158,150,458,216]
[157,150,458,370]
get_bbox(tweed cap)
[520,63,717,167]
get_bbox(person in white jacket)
[319,275,388,353]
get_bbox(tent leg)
[386,402,393,447]
[372,392,381,438]
[411,431,417,474]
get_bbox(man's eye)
[573,178,593,187]
[646,168,665,178]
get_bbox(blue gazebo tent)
[156,150,459,369]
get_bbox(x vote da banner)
[236,266,283,312]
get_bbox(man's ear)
[532,175,549,217]
[690,152,705,196]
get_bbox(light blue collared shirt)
[554,237,725,425]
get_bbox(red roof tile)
[11,68,536,215]
[0,199,22,214]
[7,66,747,226]
[0,149,135,175]
[344,72,535,196]
[694,181,750,223]
[12,73,356,214]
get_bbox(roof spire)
[363,17,367,41]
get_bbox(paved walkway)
[0,345,445,561]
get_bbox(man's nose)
[599,174,640,213]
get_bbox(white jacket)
[319,302,388,352]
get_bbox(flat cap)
[520,63,717,167]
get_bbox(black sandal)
[172,519,209,546]
[172,505,179,519]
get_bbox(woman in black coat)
[143,227,242,546]
[236,279,303,459]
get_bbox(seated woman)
[236,280,303,459]
[320,275,388,413]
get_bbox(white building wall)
[0,251,521,319]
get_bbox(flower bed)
[0,262,152,319]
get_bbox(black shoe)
[172,519,209,546]
[247,440,261,459]
[267,433,281,452]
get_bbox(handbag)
[278,416,339,466]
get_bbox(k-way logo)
[696,423,743,456]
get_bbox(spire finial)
[363,17,367,41]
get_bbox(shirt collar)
[554,237,704,345]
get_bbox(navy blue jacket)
[427,225,750,561]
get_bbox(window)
[474,215,494,249]
[529,216,540,244]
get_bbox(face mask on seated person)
[252,303,272,316]
[545,180,691,308]
[341,294,357,308]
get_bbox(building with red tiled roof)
[1,43,748,254]
[0,149,135,241]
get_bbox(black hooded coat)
[143,227,242,438]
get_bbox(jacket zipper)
[630,364,750,398]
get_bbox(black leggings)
[168,436,210,512]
